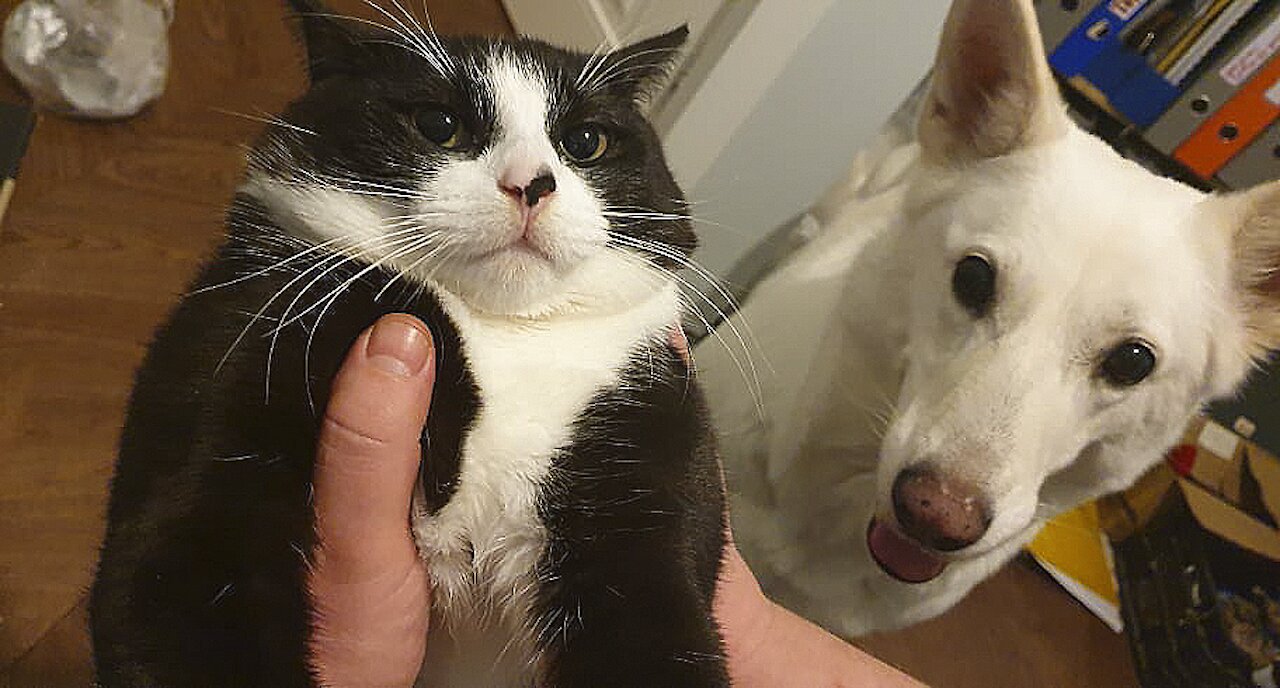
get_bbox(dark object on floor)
[1113,487,1278,688]
[0,100,36,225]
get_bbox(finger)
[715,538,773,656]
[670,325,691,365]
[313,313,435,578]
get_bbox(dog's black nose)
[892,465,992,551]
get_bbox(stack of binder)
[1036,0,1280,188]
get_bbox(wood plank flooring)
[0,1,1136,685]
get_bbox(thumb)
[312,313,435,579]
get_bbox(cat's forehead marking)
[485,54,552,140]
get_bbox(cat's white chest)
[410,286,680,648]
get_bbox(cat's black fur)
[89,3,728,686]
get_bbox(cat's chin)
[473,240,555,263]
[431,249,671,320]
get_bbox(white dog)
[698,0,1280,637]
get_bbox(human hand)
[307,314,436,688]
[669,326,921,686]
[305,316,921,688]
[715,533,926,687]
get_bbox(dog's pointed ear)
[1212,181,1280,362]
[918,0,1069,164]
[285,0,365,82]
[591,26,689,104]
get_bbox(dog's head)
[868,0,1280,583]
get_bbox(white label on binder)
[1198,420,1240,460]
[1221,14,1280,86]
[1268,78,1280,107]
[1109,0,1145,21]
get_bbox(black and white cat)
[89,2,728,686]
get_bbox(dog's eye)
[952,254,997,317]
[1100,340,1157,387]
[560,123,609,163]
[414,107,464,149]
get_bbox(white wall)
[504,1,951,280]
[684,1,949,278]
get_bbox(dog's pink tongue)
[867,519,947,584]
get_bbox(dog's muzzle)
[867,465,994,583]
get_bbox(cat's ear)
[285,0,366,82]
[595,26,689,103]
[918,0,1070,164]
[1207,181,1280,366]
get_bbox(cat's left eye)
[414,107,464,149]
[560,124,609,163]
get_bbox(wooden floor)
[0,1,1136,686]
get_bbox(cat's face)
[247,3,692,316]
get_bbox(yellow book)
[1027,501,1123,632]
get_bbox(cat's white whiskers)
[300,234,443,412]
[260,244,391,382]
[190,230,359,296]
[311,174,423,196]
[602,206,734,232]
[607,231,771,379]
[575,39,616,92]
[271,175,420,202]
[273,232,434,403]
[627,231,761,346]
[363,0,432,56]
[676,290,758,415]
[584,63,669,92]
[211,453,256,463]
[601,210,690,221]
[373,233,456,302]
[268,231,431,339]
[305,11,438,67]
[403,0,455,74]
[362,0,452,77]
[385,0,455,75]
[216,225,419,390]
[607,242,764,417]
[581,46,680,95]
[212,108,318,137]
[216,247,355,380]
[284,167,426,202]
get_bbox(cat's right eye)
[560,124,609,164]
[414,107,463,149]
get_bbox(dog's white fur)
[698,0,1280,637]
[246,53,681,683]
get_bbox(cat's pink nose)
[500,168,556,208]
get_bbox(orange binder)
[1174,52,1280,180]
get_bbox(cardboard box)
[1030,413,1280,684]
[1101,417,1280,687]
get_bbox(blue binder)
[1072,0,1267,127]
[1050,0,1155,77]
[1083,42,1184,126]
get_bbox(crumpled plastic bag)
[2,0,174,119]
